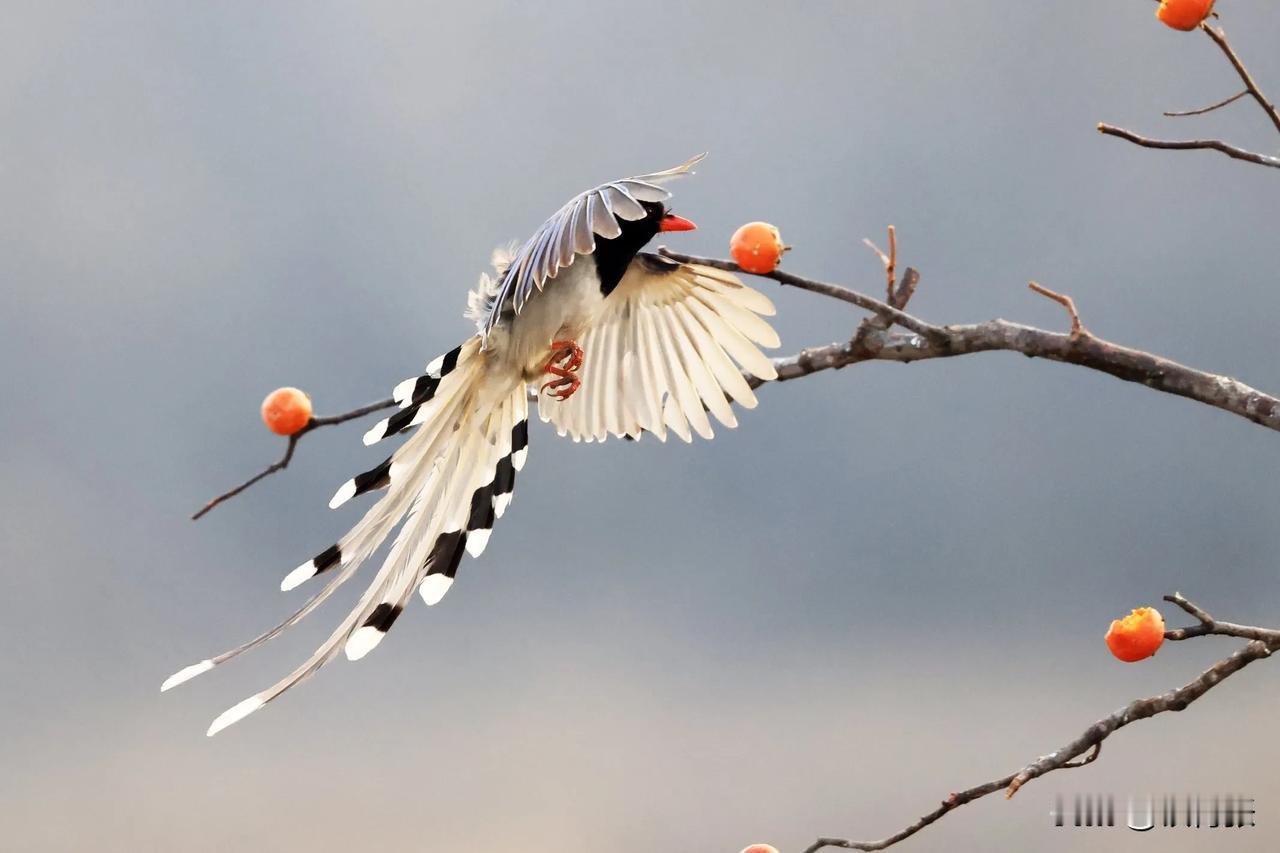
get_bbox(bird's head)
[597,200,697,262]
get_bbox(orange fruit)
[1105,607,1165,662]
[261,386,313,436]
[731,221,785,274]
[1156,0,1214,31]
[739,846,779,853]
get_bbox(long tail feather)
[345,385,529,661]
[179,343,533,735]
[162,338,497,700]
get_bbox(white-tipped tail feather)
[464,528,492,558]
[328,479,357,510]
[174,338,535,735]
[392,376,419,407]
[161,659,212,692]
[419,574,454,606]
[280,560,318,592]
[344,626,384,661]
[207,697,264,737]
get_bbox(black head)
[592,201,697,296]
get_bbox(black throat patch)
[590,203,664,296]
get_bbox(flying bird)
[163,153,781,735]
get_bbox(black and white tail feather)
[163,336,531,735]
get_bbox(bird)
[162,153,781,735]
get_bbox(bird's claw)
[549,339,584,372]
[541,340,583,401]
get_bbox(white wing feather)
[539,257,777,443]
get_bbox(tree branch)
[799,594,1280,853]
[1096,124,1280,169]
[659,249,1280,434]
[191,397,395,519]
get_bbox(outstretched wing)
[479,153,706,338]
[539,253,779,443]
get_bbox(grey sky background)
[3,2,1280,851]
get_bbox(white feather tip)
[207,696,265,737]
[392,377,418,407]
[363,420,389,446]
[419,574,454,606]
[280,560,316,592]
[328,479,357,510]
[160,659,213,692]
[465,528,492,558]
[344,625,385,661]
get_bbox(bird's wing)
[539,252,779,443]
[480,153,706,338]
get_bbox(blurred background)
[3,1,1279,850]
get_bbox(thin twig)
[1162,591,1280,643]
[863,224,896,301]
[1096,123,1280,169]
[801,595,1280,853]
[1200,24,1280,136]
[658,247,945,342]
[191,397,395,520]
[1165,590,1214,625]
[1027,281,1086,338]
[1163,89,1248,117]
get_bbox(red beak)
[658,213,697,232]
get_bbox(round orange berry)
[731,221,785,275]
[1105,607,1165,662]
[261,387,313,436]
[1156,0,1214,31]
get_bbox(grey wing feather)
[479,153,706,338]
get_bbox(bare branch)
[801,595,1280,853]
[851,267,919,353]
[1163,89,1248,117]
[663,252,1280,435]
[1162,592,1280,644]
[658,247,945,343]
[1099,24,1280,170]
[191,397,395,520]
[1096,123,1280,169]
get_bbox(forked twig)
[1099,23,1280,170]
[1201,24,1280,135]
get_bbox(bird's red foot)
[541,340,583,401]
[549,339,583,372]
